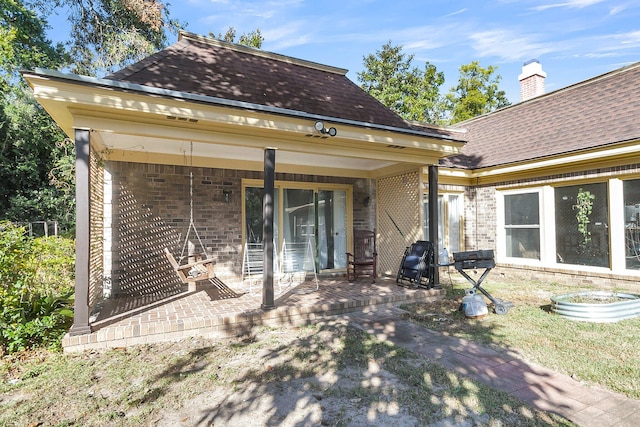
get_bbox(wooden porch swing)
[164,143,215,287]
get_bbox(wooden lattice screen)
[376,170,424,276]
[88,148,104,311]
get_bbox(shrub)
[29,235,75,295]
[0,221,75,353]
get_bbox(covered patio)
[23,31,465,351]
[62,277,445,352]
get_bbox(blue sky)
[50,0,640,103]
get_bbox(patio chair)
[280,239,319,291]
[396,240,434,288]
[242,241,266,294]
[346,229,377,283]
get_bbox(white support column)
[609,179,626,272]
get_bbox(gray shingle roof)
[443,61,640,169]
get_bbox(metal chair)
[396,240,434,288]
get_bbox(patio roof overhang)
[23,69,466,179]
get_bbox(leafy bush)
[0,221,75,353]
[29,235,75,295]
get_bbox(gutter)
[23,68,467,144]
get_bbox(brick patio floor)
[62,276,444,352]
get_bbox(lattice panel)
[377,171,423,276]
[89,148,105,311]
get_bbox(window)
[555,183,609,267]
[624,179,640,270]
[245,187,279,243]
[424,193,462,253]
[504,192,540,259]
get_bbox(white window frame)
[423,192,464,252]
[497,187,551,265]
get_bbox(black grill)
[453,250,495,271]
[452,249,514,315]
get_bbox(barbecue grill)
[453,250,514,315]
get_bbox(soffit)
[436,138,640,187]
[25,71,465,178]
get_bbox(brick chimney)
[518,59,546,101]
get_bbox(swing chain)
[179,142,209,262]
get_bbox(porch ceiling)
[24,69,466,178]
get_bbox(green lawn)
[402,275,640,400]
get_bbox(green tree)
[209,26,264,48]
[0,0,69,90]
[0,0,73,230]
[0,87,73,230]
[0,221,75,353]
[444,61,511,124]
[2,1,261,231]
[27,0,183,76]
[357,41,445,124]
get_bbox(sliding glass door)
[318,190,347,269]
[244,183,349,272]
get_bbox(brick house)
[434,60,640,291]
[23,32,640,339]
[23,31,464,336]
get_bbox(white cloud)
[469,29,558,62]
[600,30,640,49]
[443,8,468,18]
[620,30,640,43]
[262,22,314,50]
[583,52,619,58]
[608,5,626,15]
[552,30,640,62]
[532,0,606,11]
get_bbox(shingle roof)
[442,61,640,169]
[107,32,460,141]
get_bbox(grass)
[3,275,631,426]
[0,322,574,426]
[401,275,640,400]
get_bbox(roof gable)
[444,62,640,169]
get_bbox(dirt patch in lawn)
[1,316,571,426]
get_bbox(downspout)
[475,177,479,250]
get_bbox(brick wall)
[352,178,376,230]
[519,74,545,101]
[494,264,640,294]
[89,147,104,311]
[462,186,498,251]
[462,163,640,290]
[103,161,374,296]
